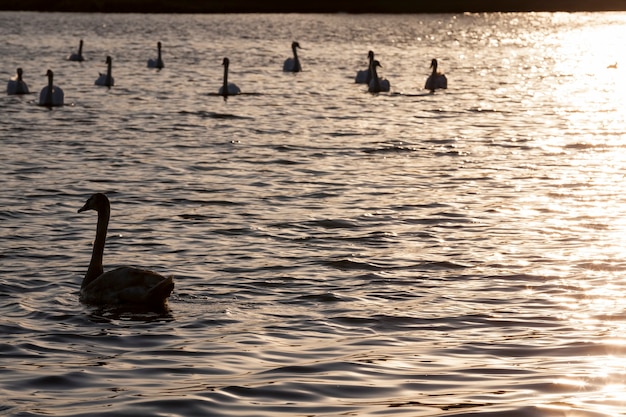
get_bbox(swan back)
[78,193,174,308]
[7,68,30,95]
[95,56,115,87]
[68,39,85,62]
[355,50,374,84]
[283,41,302,72]
[147,41,164,69]
[38,69,64,106]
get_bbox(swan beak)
[78,203,89,213]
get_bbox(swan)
[38,69,64,107]
[218,57,241,98]
[147,41,164,69]
[368,60,390,93]
[355,50,374,84]
[425,58,447,93]
[283,41,302,72]
[68,39,85,62]
[95,56,115,87]
[7,68,29,95]
[77,193,174,307]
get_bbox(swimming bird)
[68,39,85,62]
[425,58,447,93]
[7,68,29,95]
[77,193,174,308]
[283,41,302,73]
[368,60,390,93]
[147,41,164,69]
[218,57,241,98]
[38,69,64,107]
[355,50,374,84]
[95,56,114,87]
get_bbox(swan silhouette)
[68,39,85,62]
[283,41,302,72]
[147,41,164,69]
[95,56,114,87]
[368,60,390,93]
[355,50,374,84]
[78,193,174,307]
[425,58,447,93]
[218,57,241,98]
[38,69,64,107]
[7,68,29,95]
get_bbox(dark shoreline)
[3,0,626,13]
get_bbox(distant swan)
[368,60,390,93]
[95,56,115,87]
[68,39,85,62]
[425,58,447,93]
[218,57,241,98]
[7,68,29,95]
[38,69,64,107]
[78,193,174,307]
[283,41,302,73]
[355,50,374,84]
[147,41,164,69]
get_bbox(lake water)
[2,10,626,417]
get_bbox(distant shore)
[2,0,626,13]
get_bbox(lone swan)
[68,39,85,62]
[78,193,174,307]
[95,56,115,87]
[147,41,164,69]
[283,41,302,73]
[425,58,447,93]
[368,60,390,93]
[218,57,241,98]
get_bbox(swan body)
[78,193,174,307]
[218,57,241,97]
[7,68,29,95]
[68,39,85,62]
[355,50,374,84]
[368,60,390,93]
[425,58,447,93]
[95,56,114,87]
[283,41,302,72]
[147,41,164,69]
[38,69,64,107]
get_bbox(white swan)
[38,69,64,107]
[283,41,302,73]
[368,60,390,93]
[95,56,114,87]
[355,50,374,84]
[218,57,241,98]
[7,68,29,95]
[425,58,447,93]
[78,193,174,307]
[68,39,85,62]
[147,41,164,69]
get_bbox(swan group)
[95,56,114,87]
[218,57,241,98]
[7,68,29,95]
[38,69,64,107]
[283,41,302,73]
[78,193,174,308]
[147,41,164,69]
[425,58,447,93]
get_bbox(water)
[2,10,626,416]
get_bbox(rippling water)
[3,10,626,416]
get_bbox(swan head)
[105,55,112,64]
[157,41,162,49]
[430,58,438,69]
[45,69,54,79]
[17,68,23,77]
[372,59,382,69]
[78,193,109,214]
[367,50,374,59]
[222,57,230,66]
[292,41,301,50]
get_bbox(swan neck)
[78,41,83,55]
[223,64,229,92]
[83,204,109,288]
